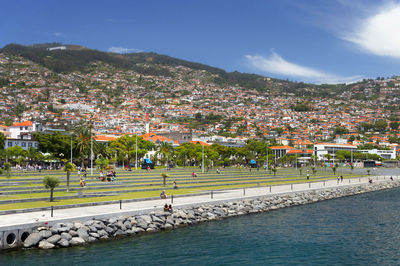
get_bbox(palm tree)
[74,125,95,167]
[155,142,174,166]
[26,147,39,164]
[63,162,75,192]
[43,176,60,202]
[111,135,137,169]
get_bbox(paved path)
[0,175,396,230]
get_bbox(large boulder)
[39,230,52,239]
[23,232,41,248]
[46,234,62,244]
[61,232,72,241]
[69,230,79,237]
[70,237,86,246]
[57,238,70,247]
[38,240,55,249]
[77,228,89,241]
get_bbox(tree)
[374,119,387,132]
[95,157,109,170]
[43,176,60,202]
[63,162,75,192]
[3,162,11,179]
[161,173,169,187]
[390,121,399,130]
[0,132,5,150]
[272,167,277,176]
[155,142,174,166]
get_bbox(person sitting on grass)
[173,181,178,189]
[160,190,167,199]
[192,172,197,178]
[79,178,86,187]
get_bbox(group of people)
[337,176,344,184]
[163,203,173,213]
[99,170,117,182]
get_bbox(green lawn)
[0,167,365,211]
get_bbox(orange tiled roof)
[94,135,117,142]
[12,121,32,127]
[269,145,295,150]
[189,140,210,146]
[287,149,313,154]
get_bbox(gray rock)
[97,229,108,237]
[57,227,69,233]
[114,229,126,236]
[146,227,158,232]
[88,225,97,232]
[89,232,100,238]
[139,215,152,224]
[61,232,72,241]
[88,236,97,242]
[46,234,62,244]
[105,226,115,234]
[164,223,174,230]
[39,230,52,239]
[77,228,89,241]
[57,238,70,247]
[123,221,132,230]
[69,230,79,237]
[50,227,59,234]
[38,240,55,249]
[132,227,145,234]
[23,232,42,248]
[70,237,86,245]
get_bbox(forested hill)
[0,43,347,95]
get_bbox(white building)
[314,143,357,160]
[357,148,397,160]
[9,121,43,139]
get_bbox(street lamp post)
[202,144,205,173]
[70,134,73,164]
[135,133,138,171]
[266,146,268,169]
[90,126,93,177]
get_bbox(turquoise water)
[2,188,400,265]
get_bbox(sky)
[2,0,400,84]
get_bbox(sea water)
[2,187,400,265]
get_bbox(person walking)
[337,176,340,185]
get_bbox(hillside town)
[1,51,400,162]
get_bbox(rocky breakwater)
[23,179,400,250]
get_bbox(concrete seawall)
[1,176,399,251]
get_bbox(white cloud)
[245,52,361,84]
[54,32,62,37]
[108,46,143,54]
[343,3,400,58]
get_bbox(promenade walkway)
[0,175,396,231]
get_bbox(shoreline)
[2,176,399,251]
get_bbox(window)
[28,143,32,147]
[21,142,26,147]
[7,142,12,147]
[34,143,38,147]
[20,127,23,130]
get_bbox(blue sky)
[2,0,400,84]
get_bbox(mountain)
[0,43,346,95]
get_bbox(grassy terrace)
[0,167,364,211]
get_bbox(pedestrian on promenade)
[340,176,343,182]
[306,173,310,180]
[337,176,340,184]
